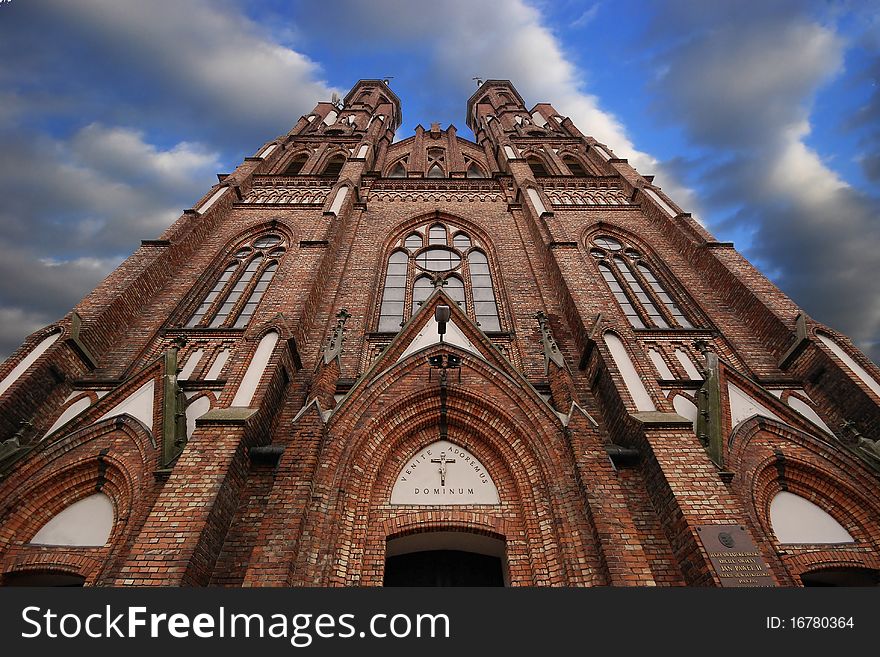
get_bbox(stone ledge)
[630,411,693,427]
[197,407,258,425]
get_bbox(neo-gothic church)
[1,80,879,587]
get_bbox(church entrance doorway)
[800,567,879,587]
[2,571,85,586]
[383,531,507,587]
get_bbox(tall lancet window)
[589,234,694,329]
[377,222,503,333]
[185,233,286,329]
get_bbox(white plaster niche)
[43,395,93,438]
[643,188,678,218]
[231,331,279,407]
[30,493,115,547]
[648,348,674,379]
[816,332,880,399]
[0,330,61,397]
[204,349,230,380]
[603,332,656,411]
[727,382,780,428]
[177,348,204,381]
[398,317,478,361]
[786,395,833,434]
[185,395,212,439]
[390,440,500,505]
[197,186,227,214]
[98,379,155,429]
[328,186,349,215]
[257,144,277,159]
[675,348,703,380]
[526,187,548,215]
[769,492,854,544]
[672,395,698,431]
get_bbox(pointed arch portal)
[384,532,507,586]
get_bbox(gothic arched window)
[465,161,487,178]
[377,222,503,333]
[589,234,693,329]
[322,154,345,177]
[388,160,407,178]
[563,156,588,176]
[426,148,446,178]
[526,156,549,177]
[185,233,286,329]
[284,153,308,176]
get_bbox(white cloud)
[571,4,601,29]
[0,126,220,357]
[0,0,342,359]
[317,0,697,207]
[649,3,880,361]
[38,0,337,143]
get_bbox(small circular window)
[415,247,461,272]
[253,235,282,249]
[593,236,622,251]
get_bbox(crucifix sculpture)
[431,451,456,487]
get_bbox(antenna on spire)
[472,77,484,88]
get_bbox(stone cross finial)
[323,309,351,365]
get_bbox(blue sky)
[0,0,878,362]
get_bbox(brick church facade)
[1,80,879,587]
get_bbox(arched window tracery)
[185,233,286,329]
[377,222,502,333]
[589,234,694,329]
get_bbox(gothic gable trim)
[331,288,559,428]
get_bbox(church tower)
[1,80,878,587]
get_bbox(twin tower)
[1,80,878,587]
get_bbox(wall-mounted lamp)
[435,305,451,342]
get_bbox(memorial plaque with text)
[696,525,777,587]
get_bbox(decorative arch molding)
[0,416,156,582]
[315,147,350,174]
[793,559,880,586]
[297,340,598,586]
[277,148,313,175]
[0,326,64,400]
[519,149,554,176]
[381,517,514,585]
[727,416,880,564]
[1,556,103,586]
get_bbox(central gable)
[398,316,479,361]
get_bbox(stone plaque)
[696,525,777,587]
[390,440,500,505]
